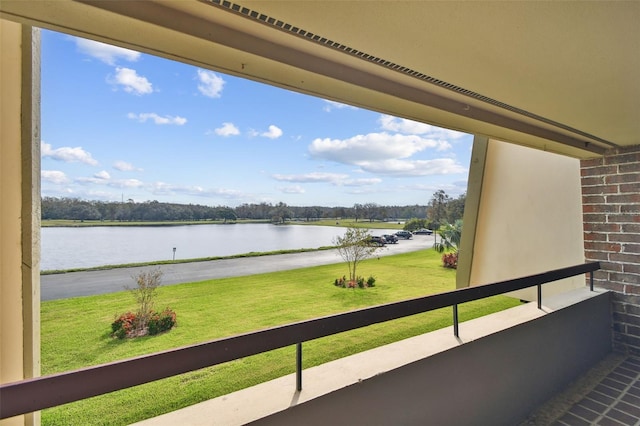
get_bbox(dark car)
[395,230,413,239]
[414,228,433,235]
[382,234,398,244]
[366,236,386,246]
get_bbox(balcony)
[4,262,628,425]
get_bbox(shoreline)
[41,235,435,301]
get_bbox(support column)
[0,19,41,426]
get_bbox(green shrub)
[111,308,177,338]
[333,275,376,289]
[148,308,177,336]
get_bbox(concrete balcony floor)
[523,353,640,426]
[135,288,613,426]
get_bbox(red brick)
[624,244,640,254]
[585,251,610,261]
[582,176,605,186]
[606,173,640,184]
[582,195,606,204]
[622,204,640,213]
[582,185,619,195]
[620,163,640,173]
[622,224,640,233]
[607,193,640,204]
[581,158,604,168]
[583,204,620,213]
[620,182,640,193]
[600,282,626,293]
[584,232,607,241]
[608,214,640,223]
[626,284,640,295]
[610,253,640,264]
[624,264,640,274]
[583,213,607,223]
[610,233,640,243]
[581,165,617,177]
[611,273,640,284]
[585,241,621,252]
[585,223,621,233]
[606,151,640,165]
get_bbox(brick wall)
[581,144,640,354]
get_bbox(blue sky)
[40,29,472,207]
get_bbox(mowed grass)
[41,249,520,425]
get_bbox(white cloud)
[309,132,440,164]
[94,170,111,180]
[278,185,306,194]
[323,100,358,112]
[127,112,187,125]
[149,181,245,199]
[378,115,467,139]
[113,161,142,172]
[112,67,153,95]
[342,178,382,186]
[75,38,140,65]
[197,69,225,98]
[214,122,240,136]
[272,172,349,184]
[42,142,98,166]
[41,170,70,184]
[261,125,283,139]
[271,172,380,187]
[358,158,467,176]
[109,179,144,189]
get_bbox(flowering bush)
[112,308,177,339]
[442,252,458,269]
[334,275,376,289]
[148,308,178,336]
[111,312,138,339]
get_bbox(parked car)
[414,228,433,235]
[395,230,413,239]
[366,236,386,246]
[382,234,398,244]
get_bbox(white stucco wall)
[463,138,585,300]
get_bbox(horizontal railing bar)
[0,261,600,419]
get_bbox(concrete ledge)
[133,287,611,426]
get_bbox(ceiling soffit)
[2,0,637,157]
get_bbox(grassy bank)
[41,246,335,275]
[41,249,520,425]
[41,219,268,227]
[42,218,404,229]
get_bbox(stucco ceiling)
[2,0,638,158]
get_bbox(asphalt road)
[41,235,435,301]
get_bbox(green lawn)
[41,249,520,425]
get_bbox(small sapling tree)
[112,268,176,338]
[128,268,163,330]
[333,227,382,284]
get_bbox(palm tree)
[434,219,462,253]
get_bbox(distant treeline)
[42,192,465,224]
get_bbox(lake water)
[40,224,398,271]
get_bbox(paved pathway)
[41,235,434,301]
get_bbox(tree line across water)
[41,190,465,225]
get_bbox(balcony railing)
[0,261,600,419]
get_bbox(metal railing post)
[590,270,594,291]
[537,285,542,309]
[453,304,459,337]
[296,342,302,391]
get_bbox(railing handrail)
[0,261,600,419]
